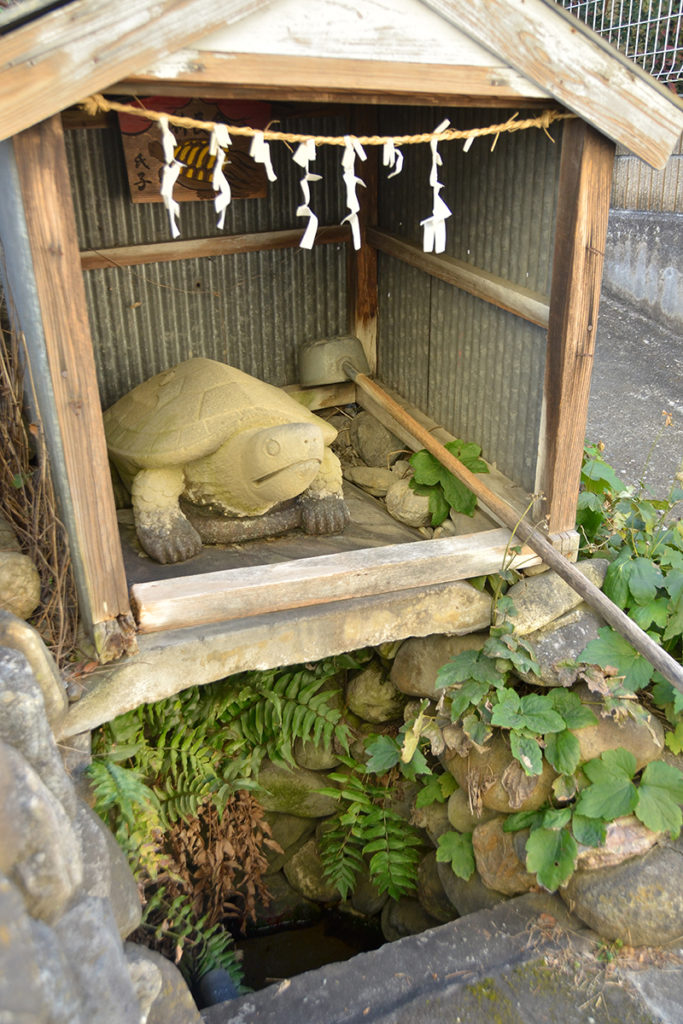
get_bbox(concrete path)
[202,894,683,1024]
[587,292,682,496]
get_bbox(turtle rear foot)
[300,495,350,536]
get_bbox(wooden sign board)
[118,97,269,203]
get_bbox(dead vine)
[0,269,79,665]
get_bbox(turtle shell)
[104,358,336,470]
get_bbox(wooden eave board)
[420,0,683,168]
[0,0,273,142]
[122,0,549,103]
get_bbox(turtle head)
[185,421,326,515]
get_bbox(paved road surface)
[587,292,682,496]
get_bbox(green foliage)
[504,747,683,890]
[576,440,683,715]
[433,616,597,778]
[436,830,475,880]
[90,654,359,984]
[409,439,488,525]
[318,761,424,901]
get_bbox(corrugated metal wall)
[376,108,561,492]
[65,117,349,409]
[611,133,683,213]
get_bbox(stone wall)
[0,613,203,1024]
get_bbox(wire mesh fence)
[558,1,682,88]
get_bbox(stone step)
[201,892,683,1024]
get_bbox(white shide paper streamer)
[159,116,182,239]
[250,131,278,182]
[340,135,367,251]
[420,118,452,254]
[382,139,404,179]
[210,124,232,230]
[293,139,322,249]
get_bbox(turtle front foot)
[136,514,203,564]
[300,495,350,536]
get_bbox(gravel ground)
[586,291,683,497]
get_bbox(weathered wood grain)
[118,53,551,106]
[80,226,350,271]
[542,121,615,534]
[0,0,271,142]
[11,115,134,658]
[420,0,683,168]
[368,229,550,328]
[130,528,539,633]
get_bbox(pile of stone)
[251,562,682,948]
[332,408,497,535]
[0,612,204,1024]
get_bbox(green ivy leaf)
[436,651,501,690]
[448,680,492,717]
[572,814,607,847]
[630,597,670,631]
[416,774,449,808]
[518,694,566,734]
[575,749,638,820]
[436,831,475,880]
[490,688,523,728]
[540,807,572,830]
[628,557,666,605]
[548,690,599,730]
[664,721,683,755]
[510,731,543,777]
[634,760,683,839]
[581,457,625,495]
[525,827,578,891]
[544,729,581,776]
[364,735,401,774]
[461,713,492,749]
[663,591,683,643]
[579,627,654,692]
[603,551,634,609]
[503,809,544,832]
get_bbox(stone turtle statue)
[104,358,349,564]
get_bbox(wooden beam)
[368,229,550,328]
[131,528,540,633]
[117,53,551,107]
[80,226,350,271]
[348,109,379,373]
[11,115,135,661]
[60,578,496,737]
[542,120,615,534]
[420,0,683,168]
[0,0,271,143]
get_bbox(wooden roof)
[0,0,681,167]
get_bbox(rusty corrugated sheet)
[65,117,348,406]
[377,107,561,491]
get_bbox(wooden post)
[541,120,615,534]
[10,115,136,661]
[347,110,379,373]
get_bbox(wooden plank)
[0,0,272,143]
[348,108,379,372]
[368,229,550,328]
[354,382,535,526]
[60,578,498,737]
[80,225,350,271]
[131,527,540,632]
[420,0,683,168]
[117,53,552,106]
[542,120,615,534]
[11,115,135,660]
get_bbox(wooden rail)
[80,225,350,270]
[367,228,550,328]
